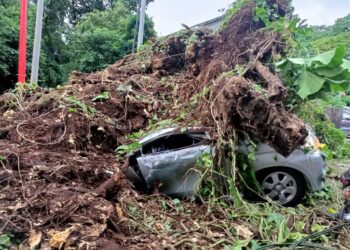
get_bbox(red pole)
[18,0,28,83]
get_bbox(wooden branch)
[94,170,125,198]
[254,59,287,102]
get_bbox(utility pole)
[31,0,44,84]
[137,0,146,49]
[132,0,141,53]
[18,0,28,83]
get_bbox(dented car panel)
[137,145,212,197]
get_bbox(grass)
[116,159,350,249]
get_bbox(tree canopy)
[67,2,155,72]
[0,1,35,92]
[310,14,350,56]
[0,0,155,90]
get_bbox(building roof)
[191,15,225,29]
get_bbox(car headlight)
[304,132,324,151]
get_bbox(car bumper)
[306,150,327,192]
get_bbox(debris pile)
[0,0,316,248]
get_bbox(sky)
[147,0,350,36]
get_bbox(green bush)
[298,100,350,159]
[67,2,155,73]
[0,234,11,250]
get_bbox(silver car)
[125,127,326,206]
[341,107,350,139]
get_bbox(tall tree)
[0,0,155,90]
[66,0,155,25]
[122,0,154,13]
[68,0,114,25]
[0,0,35,92]
[310,14,350,56]
[311,14,350,40]
[67,1,155,73]
[38,0,71,86]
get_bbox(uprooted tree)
[0,0,317,248]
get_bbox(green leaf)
[289,232,307,240]
[92,91,110,101]
[309,45,346,67]
[180,127,188,133]
[0,234,11,247]
[115,142,141,155]
[342,60,350,70]
[267,213,284,224]
[224,239,250,250]
[311,223,327,233]
[172,198,181,205]
[296,71,326,99]
[249,240,261,250]
[156,119,175,128]
[328,69,350,81]
[295,221,306,232]
[287,58,306,65]
[276,58,305,72]
[68,108,78,113]
[275,59,287,68]
[277,219,290,243]
[315,66,346,77]
[329,82,350,92]
[128,205,137,214]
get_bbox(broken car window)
[142,133,206,155]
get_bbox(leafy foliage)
[92,91,110,101]
[38,0,72,87]
[0,234,11,250]
[221,0,249,28]
[298,100,350,159]
[0,0,72,88]
[195,153,216,199]
[115,142,141,158]
[66,2,155,73]
[311,14,350,41]
[309,14,350,57]
[310,32,350,56]
[61,96,97,116]
[0,1,36,91]
[277,46,350,100]
[0,0,155,90]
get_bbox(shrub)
[298,100,350,159]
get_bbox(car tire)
[256,167,306,207]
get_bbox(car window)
[142,133,206,155]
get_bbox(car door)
[136,136,211,197]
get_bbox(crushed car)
[124,128,326,206]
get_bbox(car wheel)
[256,168,306,206]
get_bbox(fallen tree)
[70,0,308,156]
[0,0,314,248]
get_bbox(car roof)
[139,127,209,145]
[139,128,177,144]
